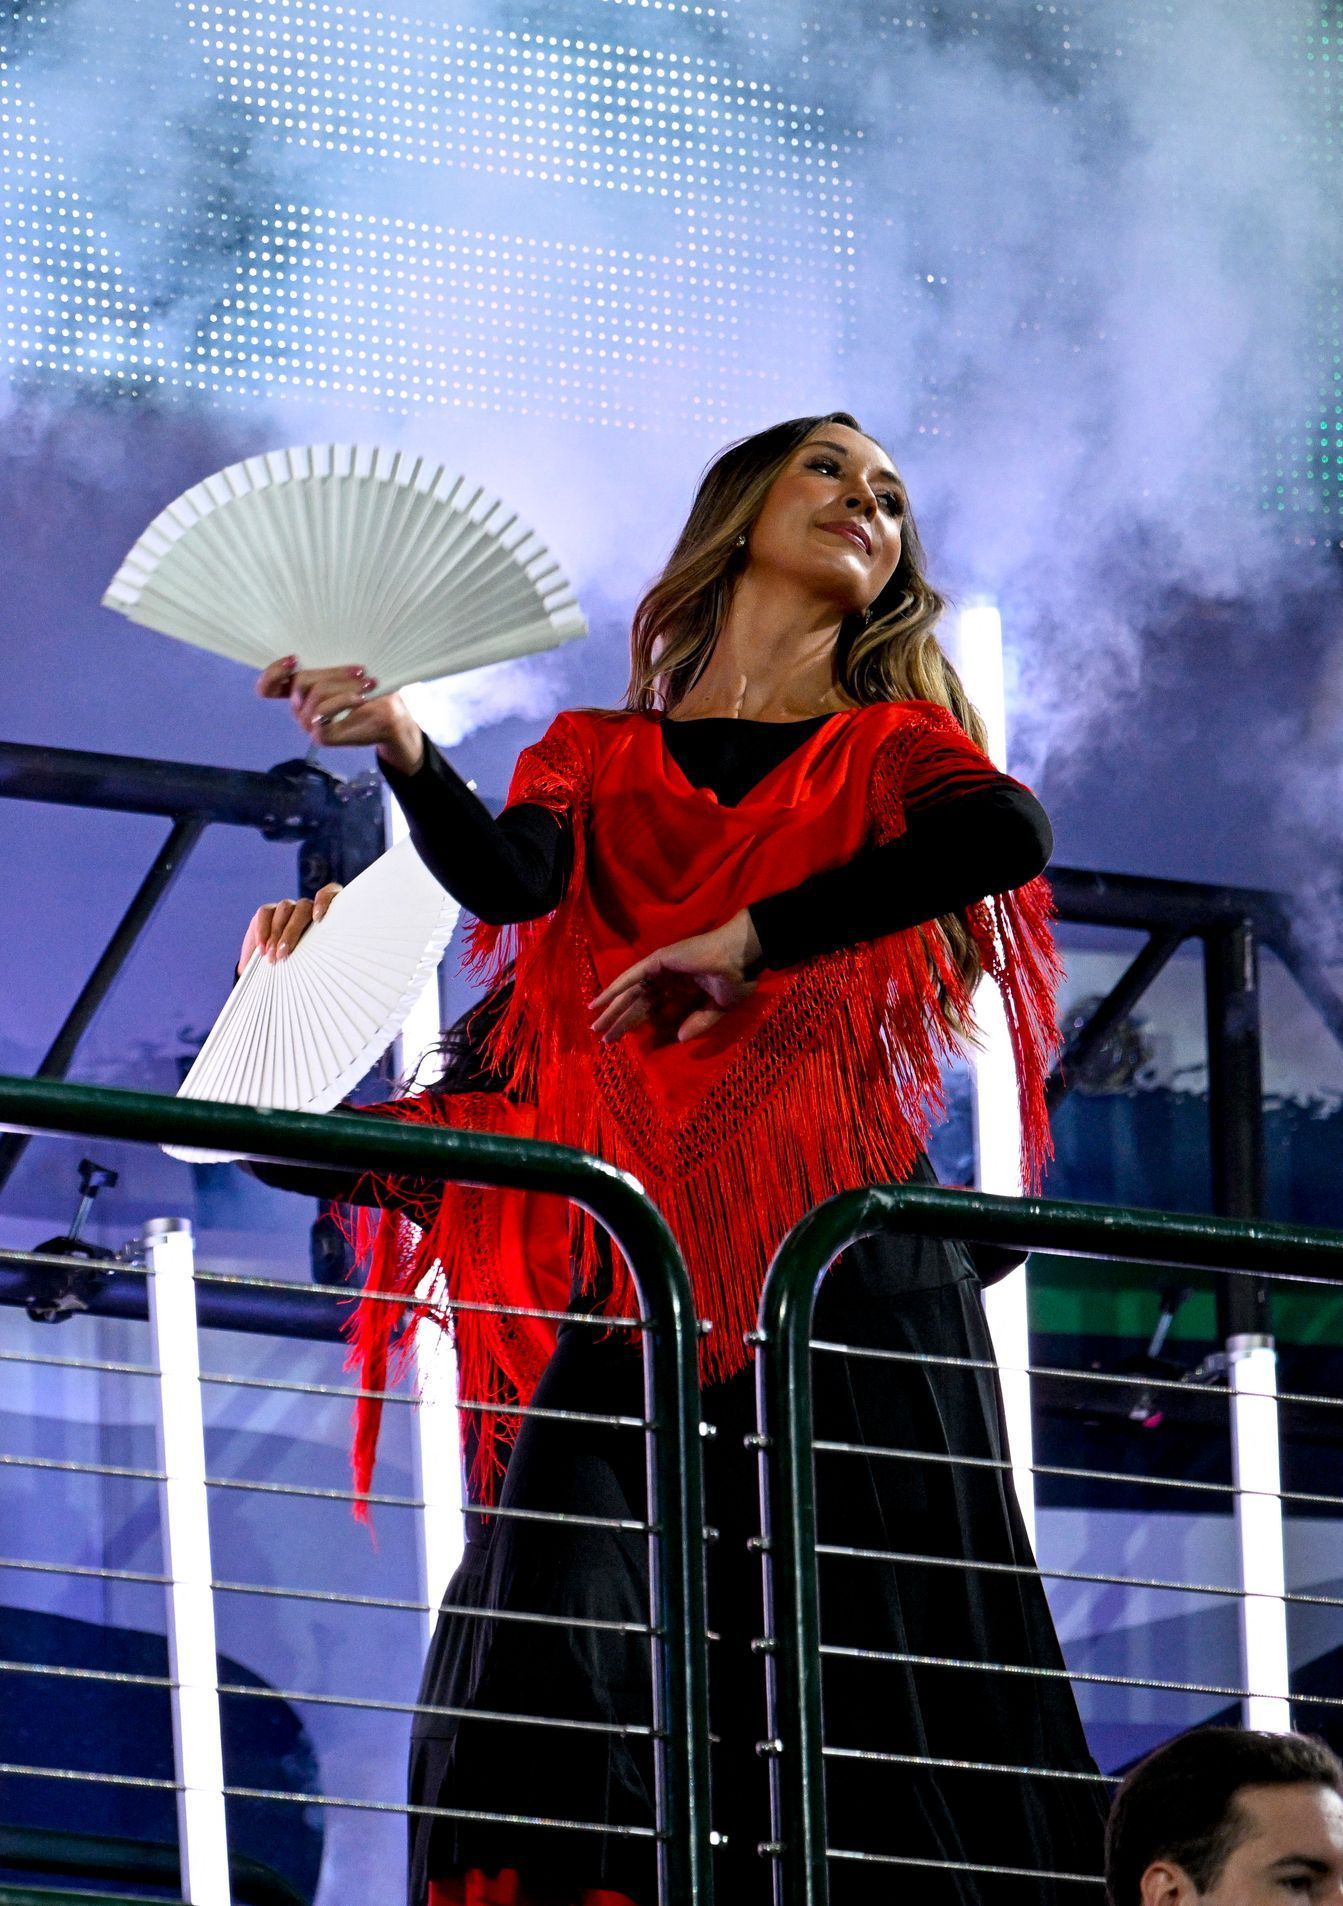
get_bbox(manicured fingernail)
[349,665,365,679]
[363,677,378,690]
[277,944,289,959]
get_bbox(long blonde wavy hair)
[624,412,986,1001]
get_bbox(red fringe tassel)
[341,1091,570,1517]
[428,1874,638,1906]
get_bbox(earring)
[735,532,747,548]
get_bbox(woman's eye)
[881,493,906,518]
[808,457,840,476]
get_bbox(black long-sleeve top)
[381,713,1052,967]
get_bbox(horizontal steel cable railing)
[754,1182,1343,1906]
[0,1073,715,1906]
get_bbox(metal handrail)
[0,1073,715,1906]
[753,1181,1343,1906]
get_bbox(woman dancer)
[243,414,1107,1903]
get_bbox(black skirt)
[406,1187,1107,1904]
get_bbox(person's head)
[625,411,982,742]
[1106,1728,1343,1905]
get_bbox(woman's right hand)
[237,882,343,976]
[256,658,426,776]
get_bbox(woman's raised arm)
[253,656,573,922]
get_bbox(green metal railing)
[0,1074,715,1906]
[754,1182,1343,1906]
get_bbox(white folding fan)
[102,443,586,695]
[166,837,460,1163]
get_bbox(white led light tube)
[412,1311,466,1648]
[145,1216,233,1906]
[954,605,1038,1552]
[385,781,466,1638]
[1228,1334,1291,1732]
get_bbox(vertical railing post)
[756,1203,847,1906]
[144,1216,232,1906]
[638,1248,715,1906]
[1204,922,1290,1723]
[1228,1331,1291,1731]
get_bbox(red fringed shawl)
[348,700,1061,1505]
[344,1090,571,1514]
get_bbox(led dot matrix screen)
[4,1,1335,521]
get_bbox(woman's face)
[744,423,907,615]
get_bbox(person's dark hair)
[1105,1727,1343,1904]
[427,979,515,1095]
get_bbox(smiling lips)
[819,519,872,554]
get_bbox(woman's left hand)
[589,910,764,1045]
